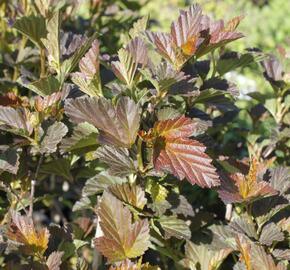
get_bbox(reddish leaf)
[79,39,100,80]
[94,191,150,262]
[6,211,50,256]
[148,116,219,188]
[46,251,64,270]
[154,137,219,187]
[34,91,62,112]
[65,96,140,148]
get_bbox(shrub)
[0,1,289,269]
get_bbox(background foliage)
[0,0,289,269]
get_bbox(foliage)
[0,0,289,270]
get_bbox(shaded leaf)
[109,183,147,210]
[269,167,290,199]
[94,191,150,262]
[14,15,46,47]
[0,148,19,175]
[95,145,136,177]
[0,106,33,136]
[60,123,98,153]
[158,215,191,239]
[39,122,68,154]
[230,215,258,240]
[40,158,72,181]
[259,222,284,246]
[82,171,127,197]
[65,96,140,148]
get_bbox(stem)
[137,137,144,172]
[211,50,217,78]
[40,48,46,78]
[225,203,233,221]
[29,155,43,218]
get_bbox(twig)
[225,203,233,221]
[28,155,43,218]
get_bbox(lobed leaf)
[39,122,68,154]
[109,183,147,210]
[94,191,150,262]
[95,146,136,177]
[46,251,64,270]
[65,96,140,148]
[6,211,50,256]
[0,148,19,175]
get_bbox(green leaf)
[40,158,73,181]
[129,16,148,39]
[82,171,126,197]
[158,215,191,239]
[217,51,264,76]
[13,15,47,47]
[71,75,102,97]
[39,122,68,154]
[94,191,150,262]
[72,197,91,212]
[60,123,98,154]
[112,48,138,86]
[41,11,61,72]
[19,75,60,97]
[95,145,136,177]
[59,33,97,84]
[109,183,147,210]
[65,96,140,148]
[0,148,19,175]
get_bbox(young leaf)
[6,211,50,256]
[218,160,277,204]
[109,183,147,210]
[46,251,64,270]
[94,191,150,262]
[65,96,140,148]
[34,91,62,112]
[41,11,61,72]
[39,122,68,154]
[95,146,136,177]
[149,116,219,187]
[13,15,47,47]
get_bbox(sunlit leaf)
[34,91,62,112]
[150,116,219,187]
[230,214,258,240]
[46,251,64,270]
[6,211,50,255]
[109,183,147,210]
[94,191,150,262]
[218,159,277,204]
[158,215,191,239]
[180,240,232,270]
[72,197,91,212]
[41,11,61,72]
[65,96,140,148]
[95,145,136,177]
